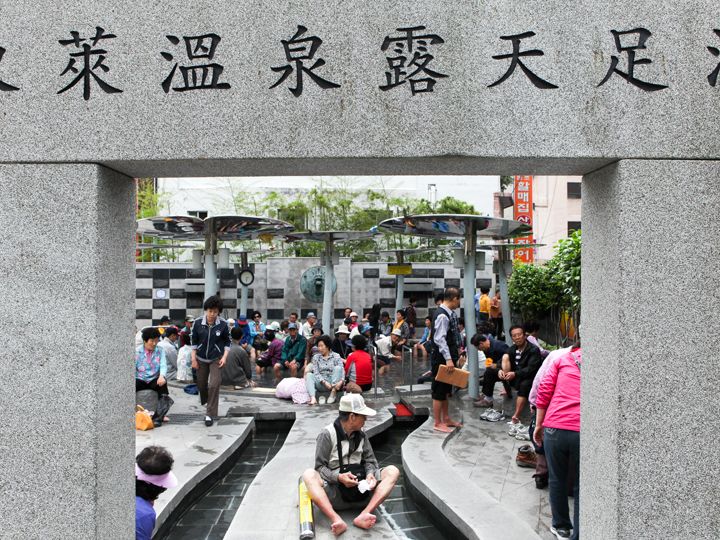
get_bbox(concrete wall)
[0,1,719,177]
[135,257,494,329]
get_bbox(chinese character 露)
[161,33,231,93]
[379,26,447,95]
[57,27,122,100]
[598,28,668,91]
[0,47,18,91]
[269,25,340,97]
[707,29,720,87]
[488,31,558,89]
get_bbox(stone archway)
[1,2,718,538]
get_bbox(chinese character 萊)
[379,25,447,95]
[57,27,122,100]
[270,25,340,97]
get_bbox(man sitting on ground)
[276,322,307,379]
[499,325,542,424]
[472,333,510,408]
[257,323,283,377]
[223,327,255,389]
[302,394,400,535]
[377,311,393,337]
[301,312,317,340]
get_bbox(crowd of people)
[135,287,579,539]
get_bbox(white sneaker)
[318,395,327,404]
[327,390,337,404]
[508,423,526,436]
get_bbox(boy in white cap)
[301,394,400,534]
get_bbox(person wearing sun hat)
[301,394,400,534]
[135,446,178,540]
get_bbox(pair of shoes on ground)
[516,444,536,468]
[550,526,573,539]
[316,389,338,405]
[479,409,505,422]
[473,396,494,408]
[508,422,530,440]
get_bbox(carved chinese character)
[488,31,557,89]
[161,33,231,92]
[379,26,447,95]
[270,25,340,97]
[0,47,19,91]
[598,28,668,91]
[57,27,122,100]
[707,29,720,87]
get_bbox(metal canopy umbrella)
[284,231,376,333]
[137,215,294,302]
[378,214,531,399]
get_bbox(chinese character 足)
[161,33,231,93]
[57,27,122,100]
[598,28,668,91]
[270,25,340,97]
[488,31,558,89]
[379,25,447,95]
[707,29,720,87]
[0,47,18,91]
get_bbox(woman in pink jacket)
[533,346,582,540]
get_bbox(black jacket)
[191,316,231,361]
[507,341,542,381]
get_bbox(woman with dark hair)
[305,322,324,362]
[367,303,381,338]
[305,335,344,405]
[135,327,168,402]
[344,334,373,392]
[136,446,177,540]
[533,345,582,540]
[190,295,231,427]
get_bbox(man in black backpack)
[429,287,463,433]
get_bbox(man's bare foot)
[309,397,317,406]
[353,512,377,530]
[445,419,462,428]
[433,423,453,433]
[331,518,348,535]
[163,416,170,422]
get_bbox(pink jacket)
[535,348,582,432]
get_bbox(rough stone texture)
[582,160,720,539]
[0,164,135,539]
[0,1,719,176]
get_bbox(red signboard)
[513,175,534,263]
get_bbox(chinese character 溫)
[598,28,668,91]
[0,47,18,91]
[57,27,122,100]
[707,29,720,87]
[269,25,340,97]
[379,26,447,95]
[161,33,231,92]
[488,31,558,89]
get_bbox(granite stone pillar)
[582,160,720,539]
[0,164,136,538]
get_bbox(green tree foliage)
[507,230,581,344]
[136,178,176,262]
[228,179,481,262]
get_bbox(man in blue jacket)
[191,295,231,427]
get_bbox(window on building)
[567,182,582,199]
[568,221,582,235]
[188,210,208,220]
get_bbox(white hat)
[391,329,402,336]
[267,321,281,331]
[338,394,376,416]
[349,312,358,318]
[227,318,236,326]
[336,324,350,335]
[349,327,360,339]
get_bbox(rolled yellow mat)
[298,478,315,539]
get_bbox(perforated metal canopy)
[377,214,531,240]
[136,215,294,241]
